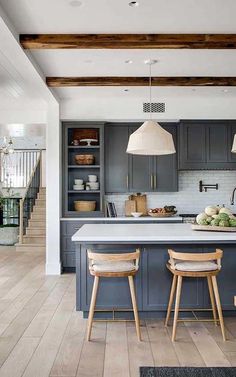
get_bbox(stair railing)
[19,151,42,244]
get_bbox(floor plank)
[185,322,231,367]
[127,321,154,377]
[166,322,205,367]
[50,311,86,376]
[103,322,130,377]
[76,322,106,377]
[0,337,40,377]
[146,320,179,367]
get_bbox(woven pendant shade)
[126,120,176,155]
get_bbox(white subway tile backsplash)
[105,171,236,215]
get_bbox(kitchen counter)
[61,216,183,222]
[72,223,236,244]
[72,223,236,318]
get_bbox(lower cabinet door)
[80,245,142,311]
[63,252,76,268]
[142,245,205,311]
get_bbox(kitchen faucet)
[230,186,236,205]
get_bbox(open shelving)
[62,122,105,217]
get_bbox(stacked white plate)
[73,184,84,191]
[88,182,99,190]
[74,179,84,191]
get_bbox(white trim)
[46,262,61,275]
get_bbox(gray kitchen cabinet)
[228,121,236,163]
[154,124,178,191]
[105,124,129,192]
[142,245,204,311]
[179,121,206,169]
[105,122,178,193]
[61,220,84,271]
[128,126,153,192]
[179,120,236,170]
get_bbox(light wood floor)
[0,247,235,377]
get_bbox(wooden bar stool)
[86,249,141,341]
[165,248,226,342]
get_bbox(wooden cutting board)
[125,200,136,217]
[129,193,147,215]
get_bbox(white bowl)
[88,175,97,182]
[131,212,143,218]
[74,179,83,185]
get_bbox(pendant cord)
[149,63,152,120]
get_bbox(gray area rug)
[140,367,236,377]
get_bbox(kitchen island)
[72,223,236,318]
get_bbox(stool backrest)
[168,248,223,269]
[87,249,140,269]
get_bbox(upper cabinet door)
[154,124,178,192]
[179,121,206,169]
[105,124,129,193]
[228,122,236,163]
[128,126,153,192]
[207,123,228,164]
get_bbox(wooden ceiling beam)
[46,76,236,87]
[20,34,236,49]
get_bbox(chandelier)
[1,137,14,155]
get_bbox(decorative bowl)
[131,212,143,218]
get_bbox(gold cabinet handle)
[126,175,129,189]
[154,175,157,189]
[150,175,153,189]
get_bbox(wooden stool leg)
[207,276,218,326]
[172,275,182,342]
[211,276,226,341]
[165,275,177,327]
[87,276,99,341]
[128,275,141,341]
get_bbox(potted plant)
[0,187,20,246]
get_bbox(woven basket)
[75,154,94,165]
[74,200,96,212]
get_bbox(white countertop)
[61,216,183,222]
[71,223,236,243]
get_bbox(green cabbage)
[219,220,230,227]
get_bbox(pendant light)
[231,134,236,153]
[126,60,176,155]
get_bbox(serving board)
[129,193,147,215]
[125,200,136,217]
[191,224,236,232]
[148,212,176,218]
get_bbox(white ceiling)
[1,0,236,101]
[1,0,236,34]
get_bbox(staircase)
[16,187,46,252]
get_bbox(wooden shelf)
[68,190,100,194]
[68,145,100,149]
[68,165,100,169]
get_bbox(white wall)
[46,102,61,275]
[60,95,236,121]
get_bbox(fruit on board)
[196,213,208,224]
[219,207,233,216]
[195,206,235,227]
[205,206,218,216]
[219,220,230,227]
